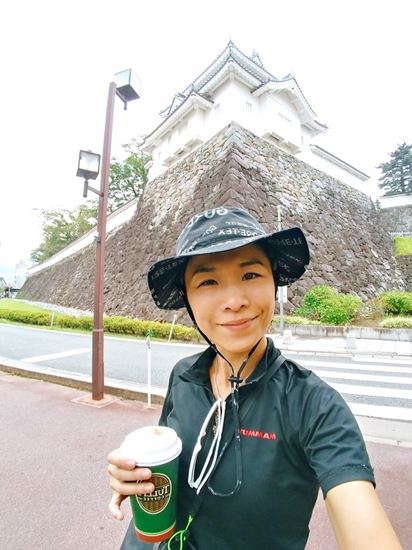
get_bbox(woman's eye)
[199,279,217,287]
[243,272,260,280]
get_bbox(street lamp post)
[76,69,141,400]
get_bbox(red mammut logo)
[239,428,276,440]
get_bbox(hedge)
[0,309,201,342]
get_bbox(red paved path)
[1,371,410,549]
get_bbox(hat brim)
[147,227,310,310]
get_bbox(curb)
[0,357,166,405]
[272,324,412,342]
[269,336,410,357]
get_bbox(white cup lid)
[120,426,182,466]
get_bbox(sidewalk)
[0,370,411,550]
[270,333,412,356]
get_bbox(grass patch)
[272,315,321,326]
[379,317,412,329]
[0,299,51,313]
[394,236,412,255]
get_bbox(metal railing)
[389,231,412,238]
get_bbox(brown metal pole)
[92,81,117,400]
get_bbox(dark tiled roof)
[144,40,324,143]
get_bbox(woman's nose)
[220,285,249,310]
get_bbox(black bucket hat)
[148,206,310,310]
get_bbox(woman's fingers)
[107,448,155,519]
[109,491,128,521]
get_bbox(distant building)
[14,260,29,288]
[142,40,369,188]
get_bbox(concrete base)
[356,416,412,446]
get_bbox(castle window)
[214,103,220,116]
[246,101,252,113]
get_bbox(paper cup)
[120,426,182,543]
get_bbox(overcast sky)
[1,0,411,271]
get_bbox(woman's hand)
[107,449,154,520]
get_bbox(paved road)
[0,324,202,387]
[1,325,412,426]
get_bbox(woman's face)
[184,244,276,362]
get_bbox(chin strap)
[214,338,262,387]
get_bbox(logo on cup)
[136,474,172,514]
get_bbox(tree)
[30,202,98,263]
[30,139,151,264]
[377,142,412,196]
[107,139,152,213]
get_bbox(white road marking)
[352,357,412,366]
[21,348,91,363]
[299,360,412,374]
[348,402,412,422]
[329,382,412,400]
[313,370,412,385]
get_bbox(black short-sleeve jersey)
[156,338,375,550]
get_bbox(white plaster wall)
[204,79,260,136]
[379,194,412,208]
[297,146,368,191]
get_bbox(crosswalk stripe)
[312,370,412,385]
[21,348,91,363]
[348,402,412,422]
[299,360,412,375]
[352,357,412,366]
[328,382,412,400]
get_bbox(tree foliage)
[107,139,151,213]
[30,202,98,264]
[30,140,151,264]
[377,142,412,196]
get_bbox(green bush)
[295,285,337,319]
[381,291,412,316]
[379,317,412,329]
[295,285,362,325]
[318,295,362,325]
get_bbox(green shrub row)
[294,286,362,325]
[0,309,201,342]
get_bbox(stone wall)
[396,255,412,290]
[20,122,407,322]
[380,204,412,233]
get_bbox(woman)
[108,206,402,549]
